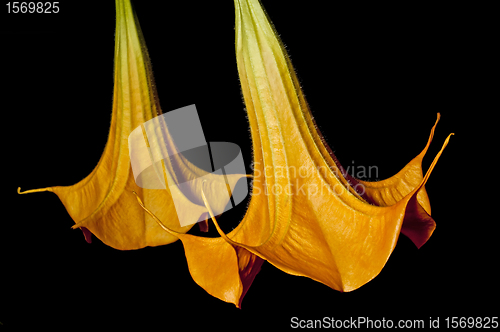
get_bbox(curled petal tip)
[17,187,52,194]
[434,113,441,125]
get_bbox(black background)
[1,1,493,330]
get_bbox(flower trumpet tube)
[17,0,246,249]
[224,0,454,292]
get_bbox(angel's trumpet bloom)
[17,0,246,249]
[222,0,453,292]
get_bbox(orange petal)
[133,192,263,308]
[221,0,454,292]
[20,0,182,249]
[336,114,441,247]
[17,0,244,249]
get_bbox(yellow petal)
[17,0,244,249]
[341,114,441,247]
[219,0,454,291]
